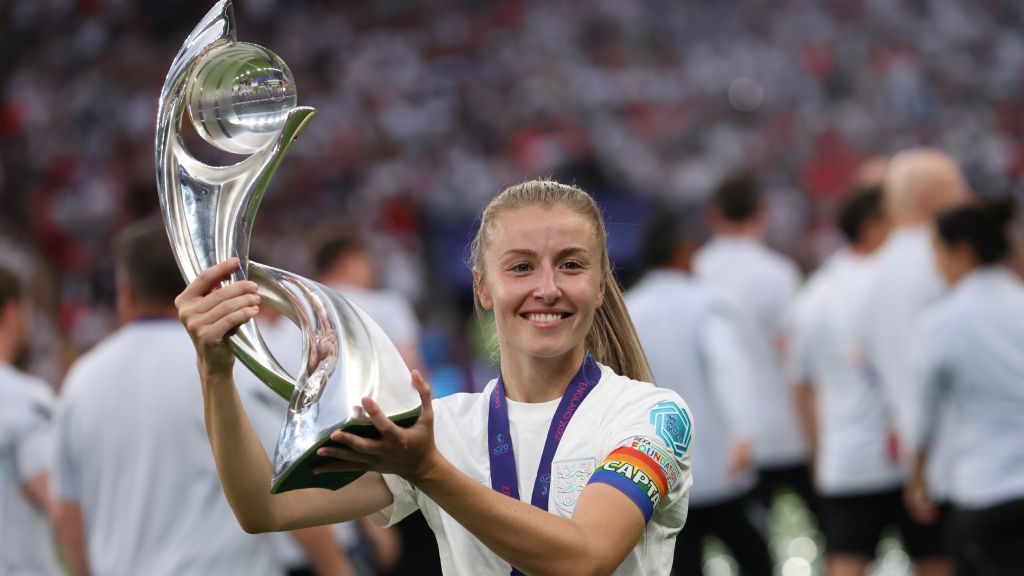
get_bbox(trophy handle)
[157,0,423,493]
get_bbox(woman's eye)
[511,263,531,273]
[562,260,583,270]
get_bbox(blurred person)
[627,207,771,576]
[0,265,63,575]
[51,221,341,576]
[693,171,817,525]
[860,148,970,575]
[311,228,437,576]
[174,180,693,575]
[238,307,401,576]
[790,186,938,576]
[908,199,1024,575]
[312,229,424,372]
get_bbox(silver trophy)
[156,0,421,494]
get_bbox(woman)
[176,180,693,575]
[906,198,1024,575]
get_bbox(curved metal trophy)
[155,0,421,494]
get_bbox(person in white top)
[0,266,63,576]
[859,148,969,575]
[309,229,434,576]
[791,186,943,575]
[176,179,694,575]
[627,207,770,576]
[693,171,816,524]
[313,230,424,373]
[52,221,343,576]
[907,199,1024,575]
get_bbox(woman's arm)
[176,259,393,533]
[316,374,647,576]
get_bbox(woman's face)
[475,204,604,366]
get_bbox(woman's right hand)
[174,258,261,378]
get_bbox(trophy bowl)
[155,0,422,494]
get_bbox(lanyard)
[487,353,601,576]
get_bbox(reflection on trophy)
[155,0,421,494]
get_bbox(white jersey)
[53,320,280,576]
[0,364,62,576]
[626,269,757,505]
[911,268,1024,509]
[790,251,903,495]
[860,227,954,496]
[694,235,807,466]
[329,284,420,347]
[374,364,693,575]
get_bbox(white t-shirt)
[0,364,63,576]
[911,268,1024,509]
[330,284,420,348]
[860,227,954,496]
[790,251,903,495]
[374,364,693,575]
[53,321,280,576]
[694,235,807,466]
[626,269,757,505]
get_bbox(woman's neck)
[499,347,587,403]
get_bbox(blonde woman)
[176,180,693,575]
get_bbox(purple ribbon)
[487,353,601,575]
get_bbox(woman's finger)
[317,444,373,463]
[330,430,382,454]
[361,397,403,441]
[176,258,240,302]
[411,370,434,425]
[190,292,261,329]
[194,306,260,344]
[190,280,260,316]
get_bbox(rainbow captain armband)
[588,446,669,522]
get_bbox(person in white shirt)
[176,179,694,575]
[0,266,63,576]
[309,229,434,576]
[52,221,344,576]
[693,171,816,525]
[859,148,969,575]
[627,207,770,575]
[313,230,424,373]
[908,198,1024,575]
[791,186,941,575]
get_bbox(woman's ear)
[473,267,493,310]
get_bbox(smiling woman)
[175,178,694,576]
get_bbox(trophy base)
[270,408,422,494]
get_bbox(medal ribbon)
[487,353,601,576]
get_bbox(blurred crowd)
[3,0,1024,575]
[3,0,1024,383]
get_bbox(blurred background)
[3,1,1024,574]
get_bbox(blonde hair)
[470,179,652,383]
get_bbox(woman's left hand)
[315,370,441,482]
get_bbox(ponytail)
[935,197,1017,264]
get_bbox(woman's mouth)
[523,312,571,325]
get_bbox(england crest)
[552,457,596,512]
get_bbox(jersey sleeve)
[368,473,421,528]
[13,387,54,484]
[587,390,693,524]
[52,390,80,502]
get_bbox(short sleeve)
[588,391,693,524]
[368,473,420,528]
[52,394,80,502]
[1,388,53,485]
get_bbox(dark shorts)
[820,488,949,559]
[952,497,1024,576]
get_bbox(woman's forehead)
[486,205,599,252]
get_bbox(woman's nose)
[533,267,561,302]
